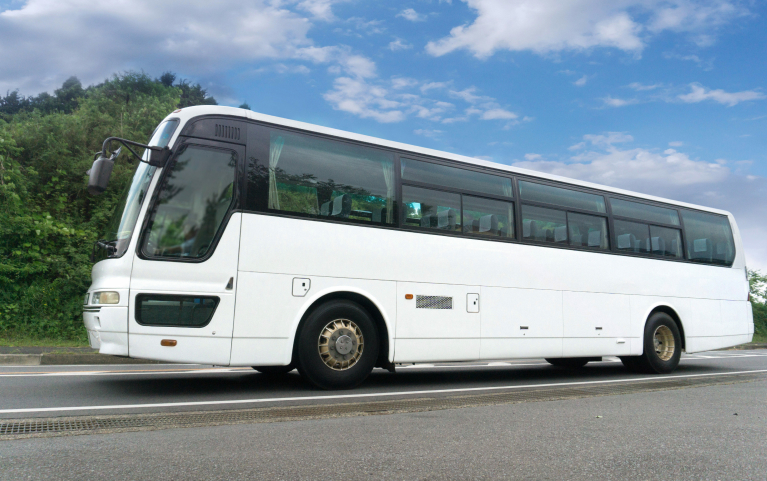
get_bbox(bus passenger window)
[142,146,236,259]
[462,195,514,238]
[681,210,735,266]
[614,220,650,254]
[649,225,682,258]
[521,205,567,244]
[403,186,461,232]
[519,181,606,213]
[567,212,609,249]
[261,131,395,224]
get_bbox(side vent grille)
[416,295,453,310]
[215,124,241,141]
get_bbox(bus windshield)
[99,119,179,259]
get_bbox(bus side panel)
[562,292,631,356]
[479,287,563,360]
[230,272,396,366]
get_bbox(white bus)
[83,106,754,389]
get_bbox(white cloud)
[391,77,419,89]
[628,82,662,91]
[512,135,767,270]
[669,140,684,147]
[524,153,543,161]
[388,38,413,51]
[323,77,406,123]
[602,95,640,107]
[0,0,322,94]
[574,75,589,87]
[397,8,427,22]
[678,83,765,106]
[297,0,347,20]
[414,129,444,138]
[481,108,518,120]
[583,132,634,146]
[425,0,747,59]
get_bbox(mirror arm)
[101,137,171,167]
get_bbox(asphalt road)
[2,351,767,480]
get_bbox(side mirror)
[86,147,120,195]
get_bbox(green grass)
[0,337,89,348]
[751,332,767,343]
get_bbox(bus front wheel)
[297,300,379,390]
[620,312,682,374]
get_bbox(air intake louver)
[215,124,241,141]
[416,295,453,310]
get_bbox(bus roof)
[169,105,732,217]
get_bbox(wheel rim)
[653,325,676,361]
[318,318,364,371]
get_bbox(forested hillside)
[0,72,216,341]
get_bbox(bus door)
[128,140,244,365]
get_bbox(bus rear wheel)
[297,300,379,390]
[620,312,682,374]
[545,357,591,368]
[252,364,295,375]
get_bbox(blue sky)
[1,0,766,269]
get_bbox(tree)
[239,102,251,110]
[177,79,217,108]
[748,270,767,341]
[159,71,176,88]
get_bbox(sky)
[1,0,766,270]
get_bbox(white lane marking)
[1,369,765,415]
[0,368,249,378]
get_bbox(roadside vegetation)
[0,72,216,343]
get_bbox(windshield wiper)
[91,239,117,261]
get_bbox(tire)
[252,364,295,375]
[296,300,379,390]
[545,357,591,368]
[628,312,682,374]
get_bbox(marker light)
[92,291,120,305]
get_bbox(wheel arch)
[287,288,394,368]
[646,304,686,352]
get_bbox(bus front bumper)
[83,306,129,356]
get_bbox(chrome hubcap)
[653,325,675,361]
[318,319,364,371]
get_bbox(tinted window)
[142,146,236,258]
[614,220,650,254]
[519,181,606,213]
[650,225,683,258]
[568,213,609,250]
[462,195,514,238]
[403,186,461,232]
[521,205,567,244]
[681,210,735,265]
[136,294,219,327]
[257,131,396,224]
[610,198,680,226]
[401,158,512,197]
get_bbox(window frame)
[246,124,399,227]
[220,114,737,267]
[608,196,687,260]
[136,138,243,263]
[517,178,610,252]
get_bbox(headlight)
[92,291,120,305]
[84,293,90,305]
